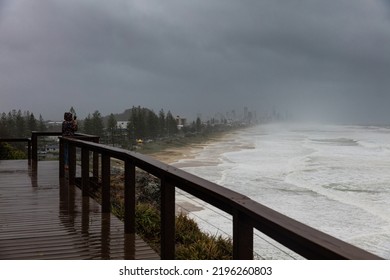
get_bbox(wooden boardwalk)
[0,160,159,260]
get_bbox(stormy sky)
[1,0,390,124]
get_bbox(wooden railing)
[1,132,99,163]
[30,131,99,163]
[59,136,382,260]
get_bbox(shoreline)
[143,129,243,165]
[140,128,248,214]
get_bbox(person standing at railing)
[62,112,78,169]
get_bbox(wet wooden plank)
[0,160,159,260]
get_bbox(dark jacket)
[62,112,78,136]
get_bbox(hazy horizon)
[1,1,390,124]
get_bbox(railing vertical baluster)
[93,137,99,180]
[160,177,176,260]
[81,148,90,197]
[233,212,253,260]
[59,138,65,178]
[27,139,32,163]
[31,132,38,163]
[101,154,111,213]
[68,144,76,185]
[124,159,136,234]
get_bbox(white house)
[116,121,129,129]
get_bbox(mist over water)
[173,122,390,259]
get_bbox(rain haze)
[1,0,390,123]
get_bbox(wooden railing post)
[124,159,136,234]
[160,177,176,260]
[81,148,90,197]
[101,154,111,213]
[68,144,76,185]
[31,132,38,163]
[27,139,32,163]
[59,138,65,178]
[93,137,99,179]
[233,212,253,260]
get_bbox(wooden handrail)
[31,131,99,162]
[1,132,98,164]
[59,136,383,260]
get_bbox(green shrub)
[136,173,160,208]
[0,143,26,159]
[132,205,233,259]
[176,234,232,260]
[175,213,203,244]
[135,203,161,240]
[175,213,232,260]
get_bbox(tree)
[83,114,93,135]
[196,117,202,133]
[166,111,178,136]
[128,106,145,140]
[7,112,16,137]
[128,107,138,141]
[158,109,165,137]
[125,106,161,143]
[38,115,46,132]
[146,110,159,139]
[82,111,104,137]
[91,110,104,137]
[27,113,37,133]
[0,110,41,137]
[107,113,117,145]
[0,113,8,138]
[15,110,26,137]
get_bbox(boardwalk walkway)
[0,160,159,260]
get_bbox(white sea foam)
[173,123,390,259]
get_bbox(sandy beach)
[148,131,239,165]
[147,142,208,165]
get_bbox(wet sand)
[149,132,237,165]
[149,143,207,164]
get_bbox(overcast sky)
[1,0,390,123]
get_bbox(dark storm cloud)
[1,0,390,123]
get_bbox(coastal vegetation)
[1,105,257,159]
[0,110,46,159]
[0,142,27,160]
[0,109,46,138]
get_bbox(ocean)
[171,122,390,259]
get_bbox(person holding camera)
[62,112,78,169]
[62,112,78,136]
